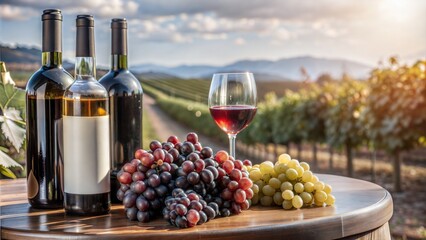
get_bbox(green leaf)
[0,108,26,152]
[0,165,17,179]
[0,62,26,111]
[0,148,23,169]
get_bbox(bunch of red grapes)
[116,132,254,228]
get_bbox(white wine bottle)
[63,15,110,215]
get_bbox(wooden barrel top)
[0,174,393,240]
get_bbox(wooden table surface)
[0,174,393,240]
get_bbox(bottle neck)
[111,54,128,70]
[42,52,62,67]
[75,57,96,79]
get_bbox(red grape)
[134,149,146,160]
[217,167,226,180]
[182,161,195,173]
[176,204,188,216]
[238,177,253,190]
[227,180,239,192]
[241,200,250,210]
[130,158,141,166]
[187,152,200,162]
[194,159,205,172]
[187,193,200,201]
[234,160,244,170]
[186,209,200,225]
[117,171,132,184]
[140,154,154,167]
[229,169,242,181]
[221,188,233,200]
[243,159,252,166]
[132,171,145,182]
[149,140,162,151]
[223,160,234,174]
[123,163,137,174]
[231,202,242,214]
[214,150,229,164]
[153,148,165,161]
[167,135,179,145]
[200,147,213,159]
[161,153,171,164]
[193,142,202,151]
[189,200,203,211]
[186,132,199,144]
[245,188,254,199]
[131,180,147,194]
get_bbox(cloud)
[234,38,245,45]
[0,4,36,20]
[0,0,139,19]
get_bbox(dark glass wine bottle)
[99,18,143,203]
[63,15,111,215]
[25,9,74,209]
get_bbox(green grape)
[314,190,327,202]
[277,173,287,182]
[324,184,332,194]
[286,168,298,180]
[295,165,304,177]
[278,154,291,164]
[294,182,304,193]
[302,170,313,182]
[300,162,310,171]
[311,175,319,183]
[325,194,335,206]
[299,192,312,204]
[281,190,294,200]
[273,192,284,205]
[274,163,288,174]
[269,178,281,189]
[262,174,271,182]
[282,200,293,210]
[249,169,262,182]
[253,164,260,169]
[260,195,273,206]
[262,185,276,196]
[270,170,278,178]
[292,195,303,209]
[280,181,293,191]
[251,194,260,205]
[252,184,260,194]
[260,161,274,174]
[255,180,265,191]
[315,201,324,207]
[287,159,300,169]
[314,181,325,191]
[304,182,314,193]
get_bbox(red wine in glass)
[209,105,257,135]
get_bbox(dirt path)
[144,94,228,152]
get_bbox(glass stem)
[228,134,237,159]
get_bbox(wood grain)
[0,174,393,240]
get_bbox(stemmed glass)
[208,73,257,158]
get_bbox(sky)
[0,0,425,67]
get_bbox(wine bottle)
[25,9,73,209]
[99,18,143,203]
[63,15,110,215]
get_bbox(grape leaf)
[0,62,25,111]
[0,148,22,169]
[0,108,26,152]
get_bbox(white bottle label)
[63,115,110,194]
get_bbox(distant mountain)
[1,43,372,80]
[0,44,73,70]
[1,44,40,64]
[132,56,372,80]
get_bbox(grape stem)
[228,134,236,159]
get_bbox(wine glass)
[208,73,257,158]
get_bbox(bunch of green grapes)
[247,153,335,209]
